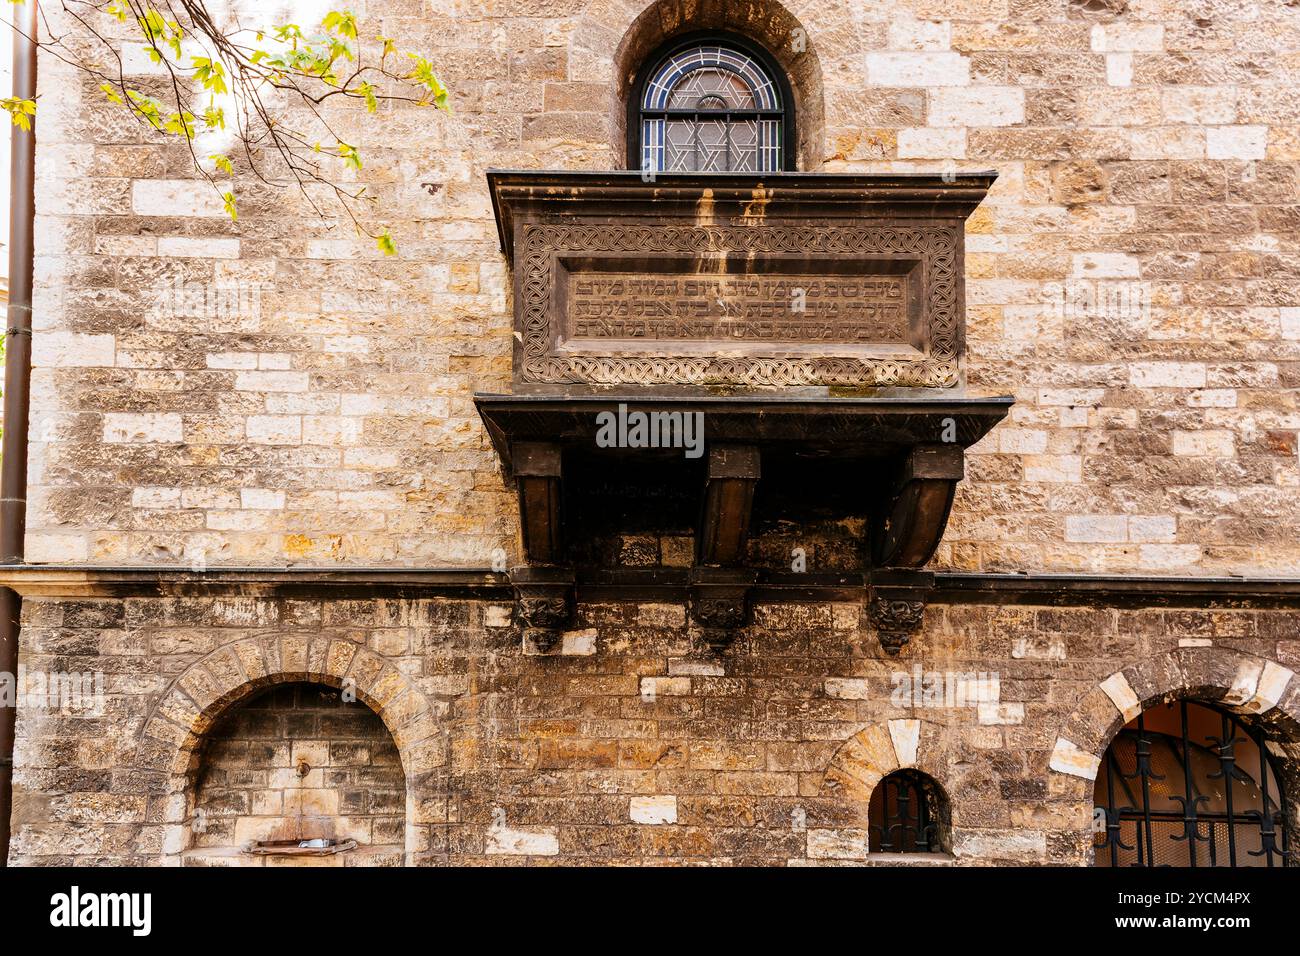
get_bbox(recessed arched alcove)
[608,0,825,171]
[187,682,405,866]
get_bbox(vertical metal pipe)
[0,0,38,866]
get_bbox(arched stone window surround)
[598,0,825,171]
[1050,647,1299,866]
[629,31,793,172]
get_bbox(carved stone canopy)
[479,170,1011,652]
[475,391,1013,650]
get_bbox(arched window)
[631,33,791,173]
[1094,700,1291,867]
[869,769,948,853]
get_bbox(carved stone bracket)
[511,565,574,650]
[690,567,756,654]
[867,570,934,656]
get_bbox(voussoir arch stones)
[133,634,446,789]
[820,718,941,806]
[1049,646,1300,787]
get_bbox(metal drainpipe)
[0,0,38,866]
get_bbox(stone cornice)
[2,565,1299,610]
[486,168,1000,264]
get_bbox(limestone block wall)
[7,594,1299,865]
[22,0,1300,576]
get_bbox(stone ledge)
[0,565,1298,609]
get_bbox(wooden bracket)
[510,442,570,647]
[697,444,760,566]
[692,445,760,652]
[514,441,563,565]
[872,444,964,569]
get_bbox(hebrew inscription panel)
[515,222,961,388]
[566,271,912,346]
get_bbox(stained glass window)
[638,40,785,173]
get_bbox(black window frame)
[1094,699,1291,868]
[626,30,796,174]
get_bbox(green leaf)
[210,153,233,175]
[405,54,451,112]
[323,11,358,40]
[358,81,377,113]
[163,111,196,138]
[222,191,238,221]
[376,229,396,257]
[192,57,229,95]
[337,141,362,170]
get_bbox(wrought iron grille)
[637,39,785,173]
[869,770,942,853]
[1094,700,1290,867]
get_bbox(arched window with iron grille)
[1094,699,1291,867]
[868,769,948,854]
[630,33,793,174]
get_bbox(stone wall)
[8,593,1298,865]
[25,0,1300,576]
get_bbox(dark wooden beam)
[698,444,760,566]
[513,441,563,565]
[873,444,964,569]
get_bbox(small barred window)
[868,769,947,853]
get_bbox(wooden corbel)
[697,444,760,565]
[513,441,563,564]
[510,441,571,646]
[872,444,964,569]
[867,446,961,655]
[692,445,760,648]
